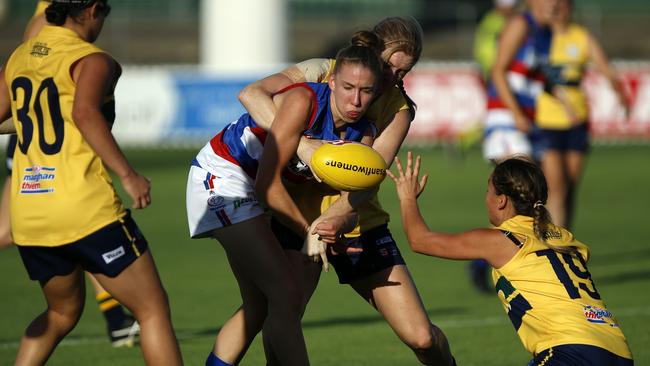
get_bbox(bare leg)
[350,265,454,366]
[93,251,183,366]
[264,249,321,366]
[541,150,569,227]
[0,178,13,248]
[213,217,309,366]
[564,150,586,230]
[212,268,267,364]
[15,268,86,366]
[211,247,320,365]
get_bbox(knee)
[267,283,302,319]
[47,301,84,335]
[241,300,269,326]
[404,326,435,352]
[130,290,173,324]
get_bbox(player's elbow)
[238,83,257,107]
[406,231,427,254]
[71,104,99,127]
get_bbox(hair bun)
[349,30,384,56]
[45,3,68,25]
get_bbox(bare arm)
[72,53,150,209]
[587,32,629,114]
[238,72,294,130]
[0,67,14,133]
[491,15,532,132]
[254,87,314,238]
[387,153,518,268]
[23,12,47,41]
[238,59,330,129]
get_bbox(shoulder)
[76,52,117,72]
[274,84,316,114]
[470,228,522,268]
[500,14,530,41]
[72,52,119,83]
[294,58,332,83]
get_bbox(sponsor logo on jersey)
[207,194,225,208]
[233,195,257,209]
[30,42,51,57]
[102,246,126,264]
[20,165,56,194]
[584,305,618,327]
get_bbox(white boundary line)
[1,306,648,350]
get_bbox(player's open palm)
[386,151,428,201]
[121,171,151,209]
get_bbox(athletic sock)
[205,352,234,366]
[96,291,127,330]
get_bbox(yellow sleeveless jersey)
[536,24,590,129]
[293,59,410,236]
[491,216,632,359]
[4,25,125,246]
[34,0,51,16]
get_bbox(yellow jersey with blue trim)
[34,0,51,16]
[4,25,125,246]
[291,59,410,236]
[491,216,632,359]
[536,24,590,129]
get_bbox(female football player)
[0,1,182,364]
[388,153,634,366]
[484,0,558,161]
[186,31,385,366]
[0,0,140,348]
[211,17,456,366]
[535,0,629,229]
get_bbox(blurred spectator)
[534,0,629,229]
[473,0,519,81]
[472,0,556,293]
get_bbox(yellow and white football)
[310,141,386,191]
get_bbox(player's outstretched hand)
[121,171,151,209]
[386,151,428,201]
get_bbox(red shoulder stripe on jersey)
[273,83,319,130]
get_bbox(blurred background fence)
[1,0,649,146]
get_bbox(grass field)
[0,145,649,365]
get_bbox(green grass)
[0,146,649,365]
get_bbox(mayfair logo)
[30,42,51,57]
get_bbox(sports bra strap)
[500,230,523,248]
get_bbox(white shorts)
[186,143,265,238]
[482,127,532,162]
[483,109,532,161]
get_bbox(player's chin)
[345,111,362,122]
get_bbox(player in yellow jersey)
[389,153,634,365]
[0,1,182,364]
[207,17,456,366]
[534,0,629,229]
[0,0,140,348]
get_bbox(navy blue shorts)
[531,123,589,160]
[528,344,633,366]
[5,134,17,175]
[272,220,405,284]
[18,210,149,283]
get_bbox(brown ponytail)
[492,158,577,255]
